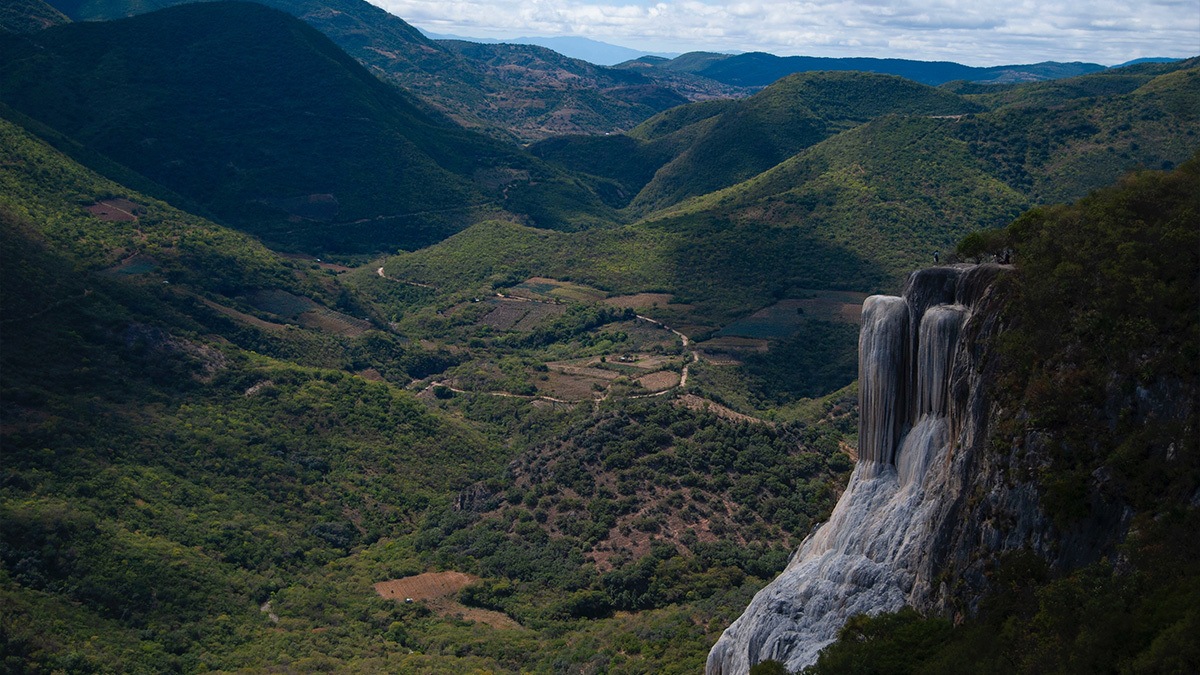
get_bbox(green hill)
[635,59,1200,277]
[0,2,615,254]
[533,71,980,215]
[626,72,981,214]
[45,0,702,142]
[0,110,858,672]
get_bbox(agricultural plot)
[479,298,566,331]
[374,571,479,603]
[637,370,680,392]
[604,292,693,312]
[86,197,145,221]
[695,336,770,365]
[540,351,686,400]
[546,360,622,381]
[602,319,682,353]
[247,289,319,318]
[507,276,606,303]
[198,298,288,332]
[298,307,372,337]
[535,370,611,400]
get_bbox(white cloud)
[372,0,1200,65]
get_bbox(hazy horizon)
[371,0,1199,67]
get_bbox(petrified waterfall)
[707,266,1001,674]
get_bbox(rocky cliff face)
[707,264,1117,673]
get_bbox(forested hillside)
[805,155,1199,675]
[42,0,724,141]
[1,1,1197,671]
[0,109,857,671]
[0,2,617,254]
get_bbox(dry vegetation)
[374,572,522,629]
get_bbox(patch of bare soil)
[638,370,680,392]
[374,571,477,603]
[536,371,608,400]
[374,572,521,630]
[604,292,676,308]
[86,198,145,222]
[479,300,539,330]
[675,394,773,426]
[547,362,621,380]
[510,277,606,303]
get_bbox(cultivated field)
[86,198,145,221]
[604,292,685,309]
[507,277,606,303]
[479,298,566,330]
[694,336,770,365]
[298,307,372,337]
[247,289,319,318]
[638,370,680,391]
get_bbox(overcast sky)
[370,0,1199,66]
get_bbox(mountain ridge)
[0,2,618,253]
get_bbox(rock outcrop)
[707,263,1082,673]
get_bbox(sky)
[370,0,1200,66]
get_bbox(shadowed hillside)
[44,0,723,141]
[0,2,616,253]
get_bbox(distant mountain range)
[620,52,1111,87]
[36,0,708,142]
[29,0,1190,144]
[419,30,682,66]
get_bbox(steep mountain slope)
[435,40,689,137]
[0,2,615,254]
[628,72,982,214]
[45,0,707,141]
[0,113,526,671]
[0,110,862,672]
[764,158,1200,675]
[422,32,679,66]
[533,72,980,215]
[645,59,1200,273]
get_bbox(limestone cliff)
[706,264,1115,673]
